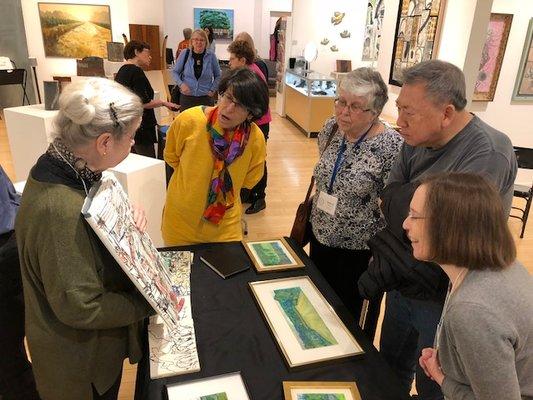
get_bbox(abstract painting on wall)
[193,8,234,40]
[389,0,447,86]
[38,2,112,58]
[249,276,364,369]
[473,14,513,102]
[362,0,385,61]
[283,381,361,400]
[513,18,533,101]
[243,238,304,273]
[166,372,251,400]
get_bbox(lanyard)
[327,124,372,194]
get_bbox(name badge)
[317,191,338,216]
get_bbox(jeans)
[380,290,444,400]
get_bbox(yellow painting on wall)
[38,2,112,58]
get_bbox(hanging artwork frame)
[193,8,234,40]
[512,18,533,101]
[242,237,305,273]
[389,0,447,86]
[166,371,251,400]
[362,0,385,62]
[38,2,112,58]
[473,13,513,101]
[283,381,362,400]
[249,276,364,369]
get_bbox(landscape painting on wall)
[389,0,447,86]
[193,8,234,40]
[473,14,513,101]
[38,2,112,58]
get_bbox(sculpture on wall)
[331,12,345,26]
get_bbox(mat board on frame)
[283,381,362,400]
[242,237,304,273]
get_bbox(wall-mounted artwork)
[166,372,251,400]
[512,18,533,101]
[389,0,447,86]
[249,276,364,369]
[473,14,513,102]
[362,0,385,62]
[193,8,234,40]
[38,2,112,58]
[283,381,362,400]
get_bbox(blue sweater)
[172,49,221,97]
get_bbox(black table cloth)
[135,238,409,400]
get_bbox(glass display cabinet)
[284,69,337,137]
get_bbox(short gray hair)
[402,60,467,110]
[183,28,192,39]
[339,67,388,115]
[53,78,143,149]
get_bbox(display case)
[284,69,337,137]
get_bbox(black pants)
[0,232,40,400]
[248,123,269,201]
[132,143,156,158]
[309,230,382,340]
[91,366,123,400]
[179,94,214,112]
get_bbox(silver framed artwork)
[512,18,533,101]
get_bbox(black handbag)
[290,123,338,247]
[170,49,190,105]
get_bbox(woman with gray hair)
[15,78,153,400]
[309,67,402,337]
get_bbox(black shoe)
[245,198,266,214]
[240,188,251,203]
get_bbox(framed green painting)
[283,381,362,400]
[512,18,533,101]
[249,276,364,369]
[243,238,304,273]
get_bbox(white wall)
[470,0,533,147]
[289,0,367,75]
[21,0,129,96]
[127,0,164,28]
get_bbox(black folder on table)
[199,243,251,279]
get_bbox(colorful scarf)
[203,106,251,224]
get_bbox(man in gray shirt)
[358,60,517,400]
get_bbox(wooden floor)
[1,102,531,399]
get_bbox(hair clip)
[109,102,120,127]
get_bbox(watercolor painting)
[243,238,304,273]
[362,0,385,61]
[473,13,513,101]
[274,287,337,349]
[297,395,346,400]
[194,8,234,40]
[389,0,446,85]
[166,372,251,400]
[512,18,533,101]
[283,381,361,400]
[38,3,112,58]
[200,394,228,400]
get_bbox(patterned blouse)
[310,116,403,250]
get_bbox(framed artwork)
[166,371,251,400]
[38,3,112,58]
[106,41,124,62]
[512,18,533,101]
[249,276,364,369]
[473,14,513,101]
[389,0,447,86]
[193,8,234,40]
[362,0,385,61]
[242,238,305,273]
[82,173,184,333]
[283,381,362,400]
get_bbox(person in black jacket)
[115,40,178,158]
[358,60,516,400]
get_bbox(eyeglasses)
[192,38,206,42]
[219,92,247,111]
[334,98,372,114]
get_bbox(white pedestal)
[109,153,166,247]
[4,104,57,181]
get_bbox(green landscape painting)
[297,394,346,400]
[38,3,112,58]
[200,393,228,400]
[252,241,292,266]
[274,287,337,349]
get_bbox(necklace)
[52,142,89,196]
[433,268,468,349]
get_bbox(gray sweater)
[439,262,533,400]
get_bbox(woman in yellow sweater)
[162,68,268,245]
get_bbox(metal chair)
[510,147,533,238]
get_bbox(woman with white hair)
[309,68,402,337]
[15,78,153,400]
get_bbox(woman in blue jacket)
[172,29,221,111]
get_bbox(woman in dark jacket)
[115,40,178,157]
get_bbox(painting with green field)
[38,3,112,58]
[200,393,228,400]
[274,287,337,349]
[297,395,346,400]
[251,241,293,267]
